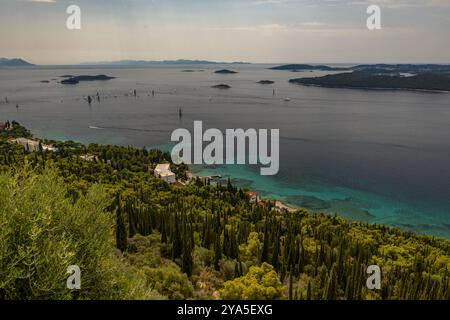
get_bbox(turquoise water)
[1,65,449,238]
[192,163,450,238]
[155,140,450,239]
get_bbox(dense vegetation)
[0,123,449,300]
[290,72,450,91]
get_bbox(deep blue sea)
[1,64,449,238]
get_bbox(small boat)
[284,97,291,102]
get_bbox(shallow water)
[1,64,449,238]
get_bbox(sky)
[0,0,450,64]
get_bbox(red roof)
[0,122,6,130]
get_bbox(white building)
[9,138,41,152]
[8,138,56,152]
[154,163,177,184]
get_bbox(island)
[289,72,450,92]
[211,84,231,89]
[270,64,349,72]
[351,64,450,74]
[61,75,116,85]
[182,69,204,72]
[257,80,275,85]
[272,63,450,75]
[215,69,238,74]
[0,58,35,67]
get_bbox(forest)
[0,122,449,300]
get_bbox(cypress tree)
[214,235,222,270]
[182,224,193,277]
[307,280,312,300]
[115,193,128,252]
[289,268,293,300]
[172,213,182,259]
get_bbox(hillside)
[0,123,449,300]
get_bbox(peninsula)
[289,72,450,92]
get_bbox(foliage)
[0,168,160,300]
[220,263,284,300]
[0,122,449,300]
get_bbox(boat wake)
[89,125,170,133]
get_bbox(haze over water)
[1,64,449,238]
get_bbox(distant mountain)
[0,58,35,67]
[82,59,249,66]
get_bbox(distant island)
[272,63,450,75]
[215,69,238,74]
[351,64,450,74]
[61,75,116,85]
[289,72,450,92]
[257,80,275,85]
[270,64,349,72]
[0,58,35,67]
[212,84,231,89]
[81,59,249,66]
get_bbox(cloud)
[425,0,450,6]
[29,0,56,3]
[253,0,285,4]
[348,0,450,8]
[207,22,331,33]
[300,21,327,27]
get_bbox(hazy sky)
[1,0,450,64]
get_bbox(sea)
[1,64,449,238]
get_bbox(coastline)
[274,200,297,213]
[291,83,450,93]
[186,167,298,213]
[3,122,449,240]
[187,164,450,240]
